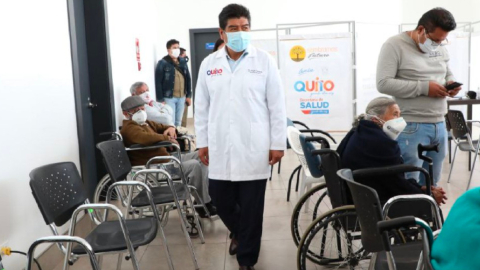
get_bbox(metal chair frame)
[27,236,100,270]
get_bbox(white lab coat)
[194,45,287,181]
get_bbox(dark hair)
[416,8,456,32]
[180,47,186,54]
[218,4,251,30]
[166,39,179,49]
[213,38,225,52]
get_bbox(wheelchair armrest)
[352,164,431,193]
[299,129,337,144]
[378,217,434,249]
[128,141,173,150]
[305,136,330,148]
[377,216,416,233]
[466,120,480,123]
[292,120,309,130]
[382,194,442,229]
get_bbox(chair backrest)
[96,140,132,182]
[29,162,87,226]
[318,149,348,208]
[447,110,470,139]
[337,169,385,252]
[299,134,323,178]
[287,126,309,171]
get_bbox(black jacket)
[337,120,424,204]
[154,56,191,102]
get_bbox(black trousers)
[209,179,267,266]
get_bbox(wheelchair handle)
[417,144,439,164]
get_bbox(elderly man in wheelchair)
[118,96,217,220]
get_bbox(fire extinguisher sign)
[136,38,141,71]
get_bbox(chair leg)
[156,215,175,270]
[287,165,301,202]
[447,145,459,183]
[116,253,123,270]
[469,152,472,171]
[295,168,301,192]
[277,159,282,174]
[466,150,479,190]
[448,139,451,163]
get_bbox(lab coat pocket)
[250,123,270,152]
[244,74,266,100]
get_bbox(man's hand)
[446,80,462,97]
[269,150,284,165]
[185,97,192,106]
[198,147,209,166]
[432,186,448,205]
[163,127,177,139]
[428,81,449,98]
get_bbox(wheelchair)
[93,132,210,233]
[295,143,443,270]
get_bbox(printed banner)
[279,34,353,131]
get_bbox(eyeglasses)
[425,30,449,46]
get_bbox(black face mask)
[184,56,189,63]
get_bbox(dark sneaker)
[196,202,217,218]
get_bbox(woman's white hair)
[353,97,397,127]
[130,82,146,95]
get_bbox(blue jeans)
[164,97,186,126]
[397,121,447,186]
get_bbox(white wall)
[0,1,80,269]
[107,0,161,128]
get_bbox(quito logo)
[290,45,306,62]
[294,78,335,92]
[207,68,223,76]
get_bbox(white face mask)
[382,117,407,140]
[171,48,180,58]
[139,92,152,104]
[131,110,147,125]
[418,30,440,53]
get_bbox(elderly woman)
[337,97,446,205]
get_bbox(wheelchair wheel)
[93,173,152,220]
[291,183,331,247]
[297,206,369,270]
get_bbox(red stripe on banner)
[301,110,311,114]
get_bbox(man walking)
[194,4,286,270]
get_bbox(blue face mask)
[225,31,251,52]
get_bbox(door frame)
[189,27,219,114]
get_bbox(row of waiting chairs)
[28,136,206,270]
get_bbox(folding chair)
[446,110,480,190]
[97,139,205,270]
[29,162,167,270]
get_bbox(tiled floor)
[52,124,480,270]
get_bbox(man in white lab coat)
[194,4,286,270]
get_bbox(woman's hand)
[432,186,448,205]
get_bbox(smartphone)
[446,82,463,91]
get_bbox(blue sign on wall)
[205,43,215,50]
